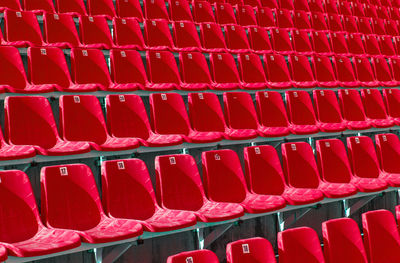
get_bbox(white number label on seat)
[60,167,68,176]
[117,161,125,170]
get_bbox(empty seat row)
[168,208,400,263]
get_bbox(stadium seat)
[4,96,90,156]
[101,159,197,232]
[389,58,400,85]
[292,30,313,55]
[389,7,400,20]
[193,1,216,23]
[209,53,241,90]
[385,19,399,36]
[343,15,358,33]
[379,36,396,57]
[328,14,344,32]
[354,57,380,87]
[334,56,359,87]
[243,0,259,7]
[215,3,237,25]
[143,0,169,20]
[79,15,114,49]
[322,218,368,263]
[222,92,261,139]
[106,94,183,147]
[375,133,400,187]
[115,0,144,20]
[294,10,311,30]
[236,5,257,26]
[256,7,275,28]
[244,145,324,205]
[311,12,329,32]
[87,0,116,18]
[146,51,181,90]
[224,25,251,53]
[271,28,293,54]
[377,6,390,19]
[173,21,202,51]
[365,4,378,18]
[288,54,317,88]
[294,0,309,11]
[200,23,226,52]
[353,2,366,17]
[237,53,268,90]
[248,26,273,54]
[279,0,294,10]
[109,49,148,91]
[276,9,294,29]
[56,0,87,15]
[358,17,373,35]
[383,89,400,124]
[278,227,324,263]
[226,237,276,263]
[0,46,53,93]
[169,0,193,21]
[112,18,146,49]
[361,89,394,127]
[264,53,292,89]
[167,250,219,263]
[179,52,212,90]
[362,210,400,263]
[0,170,81,257]
[260,0,278,8]
[41,164,143,243]
[286,91,319,135]
[0,0,21,11]
[311,31,333,55]
[150,93,223,143]
[202,149,286,213]
[313,90,346,132]
[312,55,338,88]
[155,154,245,222]
[0,123,36,161]
[3,9,44,47]
[23,0,55,13]
[59,95,140,151]
[372,18,387,35]
[347,33,366,56]
[372,57,397,87]
[339,1,352,16]
[364,35,381,56]
[144,20,174,51]
[338,89,371,130]
[309,0,324,13]
[43,13,81,48]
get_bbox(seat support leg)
[102,243,135,263]
[347,195,378,217]
[277,207,314,231]
[343,199,350,217]
[94,247,103,263]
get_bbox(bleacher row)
[167,208,400,262]
[0,135,399,261]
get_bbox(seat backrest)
[179,52,212,84]
[43,13,80,48]
[215,3,237,24]
[0,46,28,90]
[169,0,193,21]
[0,0,21,10]
[59,95,109,145]
[56,0,87,15]
[264,53,292,83]
[338,89,367,122]
[330,32,349,54]
[237,53,267,84]
[244,145,286,195]
[358,17,373,34]
[79,15,113,48]
[210,53,240,84]
[115,0,143,20]
[248,26,272,53]
[147,51,180,85]
[372,18,387,35]
[155,154,206,211]
[281,142,321,188]
[322,218,368,263]
[362,210,400,263]
[271,28,293,53]
[236,5,257,26]
[200,22,226,50]
[339,1,352,15]
[289,54,315,83]
[279,0,294,9]
[292,29,313,53]
[347,33,366,55]
[294,10,311,29]
[173,21,201,50]
[150,93,191,135]
[375,133,400,173]
[372,57,393,83]
[223,92,259,129]
[361,89,388,120]
[113,18,145,48]
[87,0,116,17]
[256,7,275,27]
[143,0,169,20]
[110,49,148,86]
[312,55,336,83]
[227,237,277,263]
[28,47,72,89]
[276,9,294,28]
[202,149,248,203]
[4,9,43,46]
[24,0,55,12]
[286,91,317,125]
[309,0,324,12]
[0,170,41,243]
[364,34,381,55]
[167,249,219,263]
[101,159,156,220]
[328,14,343,31]
[334,56,357,83]
[71,48,111,88]
[313,90,343,124]
[144,19,174,49]
[379,36,396,56]
[188,92,226,133]
[41,164,103,231]
[385,19,399,35]
[278,227,325,263]
[294,0,309,11]
[343,15,358,33]
[5,96,59,149]
[347,136,381,178]
[193,1,215,23]
[316,139,353,183]
[106,94,151,140]
[255,91,289,128]
[354,57,376,83]
[224,24,250,51]
[383,88,400,118]
[390,57,400,82]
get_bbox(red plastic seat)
[354,57,379,87]
[294,0,309,11]
[23,0,55,13]
[0,121,35,161]
[379,36,396,57]
[4,96,90,156]
[0,46,53,93]
[236,5,257,26]
[202,149,286,214]
[322,218,368,263]
[343,15,358,33]
[334,56,360,87]
[311,12,329,32]
[150,93,223,143]
[311,31,333,55]
[312,55,338,87]
[179,52,212,90]
[79,15,114,49]
[244,145,324,205]
[146,51,181,90]
[383,89,400,124]
[339,89,371,130]
[113,18,145,49]
[389,57,400,84]
[278,227,324,263]
[41,164,143,243]
[0,170,81,257]
[292,29,313,55]
[143,0,169,20]
[0,0,21,11]
[210,53,241,90]
[260,0,278,8]
[279,0,294,10]
[309,0,324,12]
[193,1,215,23]
[294,10,311,30]
[227,237,276,263]
[116,0,144,20]
[264,53,292,89]
[167,249,219,263]
[60,95,140,151]
[200,22,226,52]
[156,154,245,222]
[43,13,81,48]
[215,3,237,25]
[107,94,183,147]
[144,19,174,51]
[286,91,319,135]
[375,133,400,187]
[169,0,193,21]
[224,24,251,53]
[313,90,346,132]
[372,18,387,35]
[56,0,87,15]
[339,1,352,15]
[326,0,339,14]
[87,0,116,18]
[364,34,381,56]
[102,159,197,232]
[3,9,44,47]
[288,54,317,88]
[237,53,268,90]
[248,26,273,54]
[353,2,366,17]
[173,21,201,52]
[276,9,294,28]
[328,14,344,32]
[361,89,394,127]
[358,17,373,35]
[256,7,275,28]
[362,210,400,263]
[385,19,399,36]
[377,6,390,19]
[365,4,378,18]
[372,57,397,87]
[389,7,400,20]
[331,32,350,55]
[347,33,366,56]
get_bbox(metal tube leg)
[94,247,103,263]
[277,212,285,232]
[343,199,350,217]
[196,228,204,250]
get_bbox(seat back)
[358,17,373,34]
[236,5,257,26]
[379,36,396,56]
[354,57,376,84]
[110,49,148,87]
[179,52,212,84]
[56,0,87,15]
[248,27,272,53]
[312,55,336,84]
[0,46,28,90]
[313,90,343,124]
[167,250,219,263]
[43,13,80,48]
[224,24,250,51]
[289,54,315,83]
[79,15,113,48]
[223,92,259,129]
[210,53,240,84]
[276,9,294,28]
[383,89,400,118]
[238,53,267,84]
[0,0,21,10]
[144,19,174,49]
[372,57,394,83]
[215,3,237,24]
[328,14,343,31]
[264,54,292,84]
[286,91,317,125]
[372,18,387,35]
[334,56,357,83]
[256,7,275,27]
[339,89,368,122]
[331,32,349,54]
[347,136,381,178]
[24,0,55,13]
[113,18,145,48]
[4,9,43,46]
[361,89,388,120]
[343,15,358,33]
[87,0,116,17]
[294,10,311,30]
[375,133,400,173]
[390,57,400,82]
[292,29,313,53]
[227,237,277,263]
[271,28,293,53]
[347,33,366,55]
[173,21,201,50]
[193,1,215,23]
[143,0,169,20]
[169,0,193,21]
[115,0,143,20]
[200,23,226,50]
[147,51,180,85]
[364,35,381,56]
[256,91,289,128]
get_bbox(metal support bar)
[102,243,135,263]
[22,162,32,173]
[347,195,378,216]
[277,208,314,231]
[195,228,204,250]
[343,199,350,217]
[203,223,234,249]
[94,248,103,263]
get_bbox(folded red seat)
[224,24,251,53]
[112,18,146,49]
[292,30,313,55]
[248,26,273,54]
[199,22,226,52]
[227,237,276,263]
[286,91,319,135]
[334,56,360,87]
[43,13,81,48]
[338,89,371,130]
[193,1,216,23]
[79,15,114,49]
[372,58,398,87]
[23,0,55,13]
[210,53,242,90]
[383,89,400,124]
[271,28,293,55]
[236,5,257,26]
[313,90,346,132]
[255,7,275,28]
[361,89,394,127]
[354,57,380,87]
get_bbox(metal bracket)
[93,242,137,263]
[343,199,350,217]
[277,207,314,231]
[345,194,378,217]
[195,223,234,249]
[94,247,103,263]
